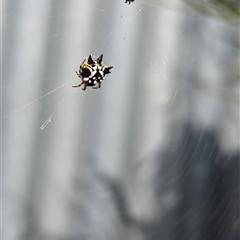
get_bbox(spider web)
[2,1,239,240]
[2,1,145,133]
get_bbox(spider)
[125,0,135,4]
[73,54,113,91]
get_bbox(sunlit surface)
[2,0,239,239]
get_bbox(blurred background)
[2,0,239,239]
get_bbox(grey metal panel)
[2,0,239,240]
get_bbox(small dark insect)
[125,0,135,4]
[73,54,113,91]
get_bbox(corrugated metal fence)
[3,0,239,239]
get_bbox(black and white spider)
[73,54,113,91]
[125,0,135,4]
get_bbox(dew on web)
[3,82,69,119]
[39,97,65,131]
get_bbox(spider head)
[80,67,92,79]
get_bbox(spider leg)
[75,71,81,78]
[93,82,101,89]
[82,82,87,91]
[72,81,84,88]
